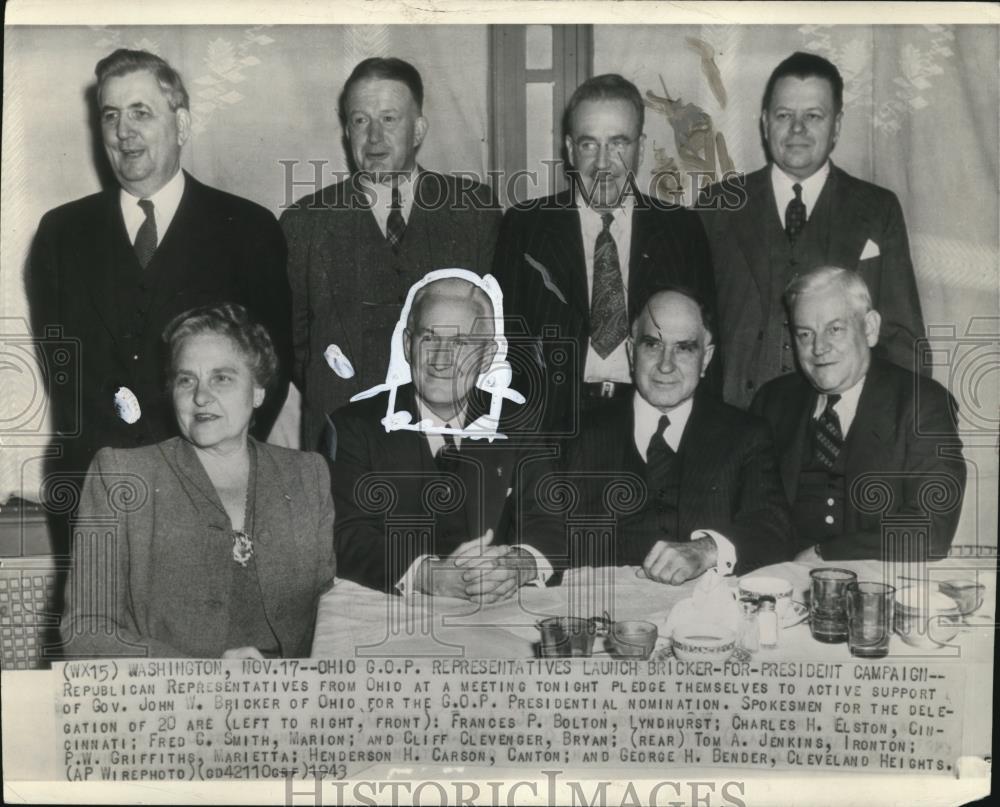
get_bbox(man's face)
[345,78,427,179]
[99,69,189,197]
[763,75,842,180]
[565,98,644,211]
[628,292,715,411]
[791,287,880,394]
[404,293,496,421]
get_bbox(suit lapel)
[539,196,589,324]
[777,380,816,501]
[843,360,893,480]
[819,164,872,268]
[247,441,296,650]
[85,190,132,345]
[733,168,775,304]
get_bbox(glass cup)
[809,568,858,643]
[537,616,596,657]
[846,582,895,658]
[609,620,659,659]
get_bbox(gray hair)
[784,266,872,318]
[95,48,190,111]
[162,303,278,390]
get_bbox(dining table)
[312,557,995,760]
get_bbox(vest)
[792,419,847,550]
[759,181,839,387]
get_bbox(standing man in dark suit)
[752,267,965,562]
[27,49,291,512]
[282,58,502,450]
[326,276,563,598]
[493,74,716,437]
[564,288,792,584]
[700,52,926,409]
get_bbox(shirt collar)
[811,372,866,434]
[575,190,635,222]
[359,166,419,199]
[119,167,185,214]
[771,160,830,206]
[414,391,469,454]
[633,392,695,458]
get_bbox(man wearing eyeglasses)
[493,74,717,437]
[282,57,502,451]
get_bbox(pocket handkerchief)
[860,238,881,260]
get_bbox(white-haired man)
[752,266,965,561]
[326,276,563,599]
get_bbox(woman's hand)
[222,646,265,660]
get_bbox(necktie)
[134,198,157,268]
[590,212,628,358]
[785,182,806,243]
[386,185,406,252]
[813,394,844,469]
[646,414,675,476]
[435,426,459,474]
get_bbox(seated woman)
[60,303,335,659]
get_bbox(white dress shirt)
[770,160,830,225]
[119,169,185,246]
[359,167,418,237]
[632,394,737,575]
[811,374,866,436]
[396,395,552,594]
[578,196,634,384]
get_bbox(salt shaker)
[758,595,779,649]
[738,596,760,653]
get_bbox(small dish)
[781,600,810,629]
[894,585,963,649]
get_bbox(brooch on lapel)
[232,531,254,567]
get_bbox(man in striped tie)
[752,267,966,562]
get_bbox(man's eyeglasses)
[570,137,637,157]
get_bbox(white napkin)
[662,569,740,637]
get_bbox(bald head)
[629,289,715,411]
[407,277,495,336]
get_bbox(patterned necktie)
[590,212,628,358]
[813,394,844,469]
[785,182,806,243]
[646,414,675,477]
[386,185,406,252]
[134,198,158,268]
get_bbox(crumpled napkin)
[661,569,740,638]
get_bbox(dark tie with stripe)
[590,212,628,358]
[134,198,157,268]
[813,394,844,469]
[386,185,406,252]
[785,182,806,243]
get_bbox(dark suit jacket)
[492,191,717,434]
[60,438,336,658]
[562,392,792,574]
[27,172,291,480]
[326,385,564,593]
[281,170,502,450]
[700,163,926,408]
[751,358,965,560]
